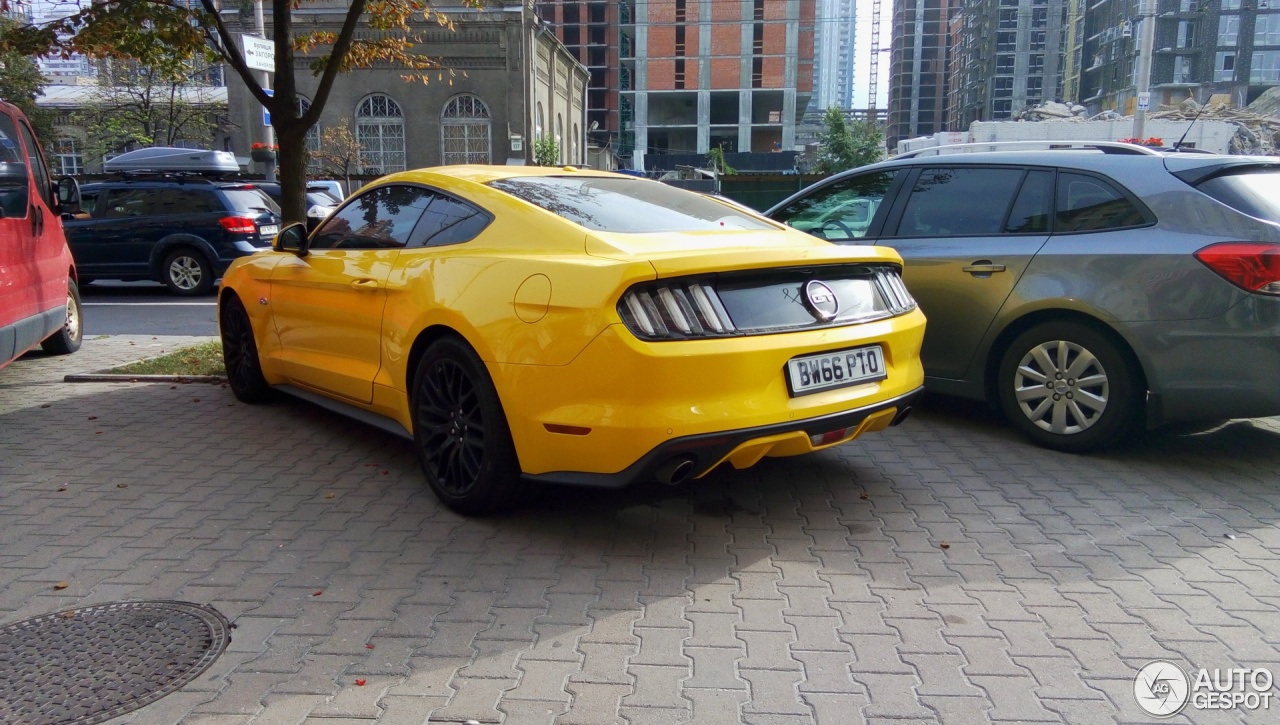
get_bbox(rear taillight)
[1194,243,1280,295]
[219,216,257,234]
[619,280,737,340]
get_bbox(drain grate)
[0,600,230,725]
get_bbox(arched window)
[356,93,405,174]
[297,96,321,172]
[572,124,579,165]
[556,114,564,163]
[441,93,492,164]
[536,102,545,139]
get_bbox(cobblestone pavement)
[2,335,1278,725]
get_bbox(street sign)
[262,88,273,127]
[1137,92,1151,111]
[242,34,274,73]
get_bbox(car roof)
[82,176,260,188]
[379,164,634,187]
[818,148,1280,186]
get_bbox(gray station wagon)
[767,142,1280,452]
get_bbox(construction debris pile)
[1013,90,1280,155]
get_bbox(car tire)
[996,321,1140,452]
[411,336,533,515]
[41,279,83,355]
[162,248,214,296]
[219,294,272,403]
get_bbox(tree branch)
[301,0,368,129]
[198,0,271,108]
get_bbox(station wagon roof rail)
[893,140,1166,159]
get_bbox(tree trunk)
[274,119,309,225]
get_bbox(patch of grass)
[103,341,226,376]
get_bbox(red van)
[1,99,81,369]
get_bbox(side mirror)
[273,222,310,257]
[56,177,81,215]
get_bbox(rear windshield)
[221,188,280,215]
[1195,167,1280,223]
[488,176,775,233]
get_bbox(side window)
[16,121,50,202]
[1005,170,1054,234]
[311,184,433,250]
[103,188,155,218]
[772,171,897,241]
[1055,172,1151,233]
[0,112,29,218]
[144,188,219,215]
[409,193,491,247]
[171,190,220,214]
[79,191,102,217]
[893,167,1024,237]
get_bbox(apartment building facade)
[887,0,956,147]
[947,0,1069,129]
[540,0,816,169]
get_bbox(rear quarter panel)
[966,178,1272,397]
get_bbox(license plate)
[786,344,886,397]
[258,224,279,236]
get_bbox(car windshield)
[223,188,280,215]
[1195,167,1280,223]
[307,190,339,206]
[488,176,775,233]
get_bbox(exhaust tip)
[654,455,697,485]
[890,406,913,427]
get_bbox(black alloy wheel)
[219,294,271,402]
[412,337,528,515]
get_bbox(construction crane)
[867,0,882,116]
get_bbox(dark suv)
[66,176,282,295]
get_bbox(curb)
[64,374,228,384]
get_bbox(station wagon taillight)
[219,216,257,234]
[1194,243,1280,295]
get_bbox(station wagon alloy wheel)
[1013,340,1109,435]
[997,321,1139,452]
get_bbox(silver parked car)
[767,142,1280,451]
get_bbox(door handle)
[350,278,380,290]
[962,261,1006,275]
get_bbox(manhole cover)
[0,600,230,725]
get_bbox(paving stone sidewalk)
[1,335,1278,724]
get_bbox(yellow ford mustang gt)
[218,166,926,514]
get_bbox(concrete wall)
[967,120,1239,154]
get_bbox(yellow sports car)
[218,166,926,514]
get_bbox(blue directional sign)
[262,88,274,127]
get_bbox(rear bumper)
[1123,295,1280,424]
[491,309,926,478]
[526,386,924,488]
